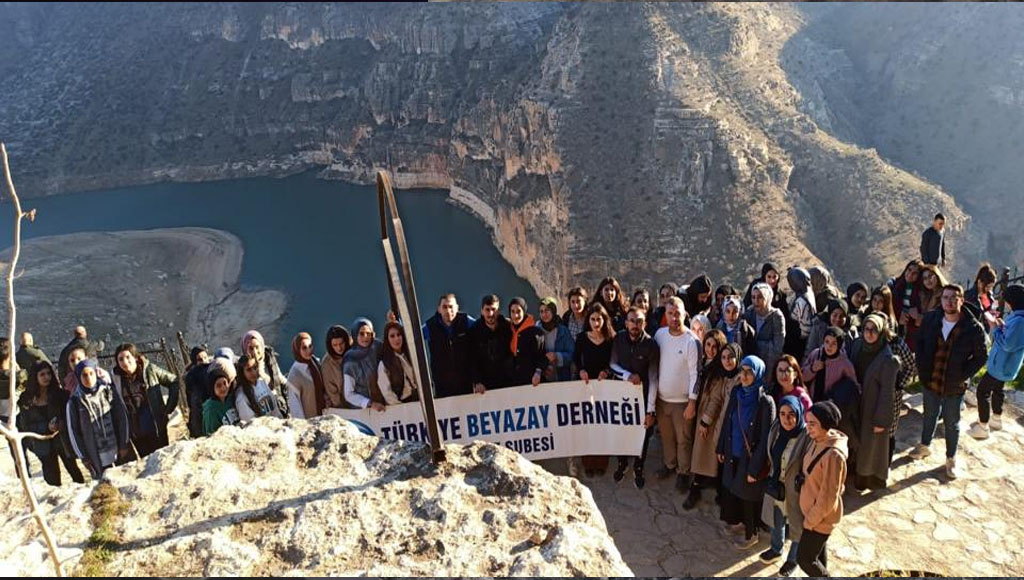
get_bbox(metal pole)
[377,171,445,463]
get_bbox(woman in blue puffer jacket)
[969,284,1024,439]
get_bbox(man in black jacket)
[909,284,987,480]
[468,294,513,393]
[920,213,947,267]
[57,326,104,380]
[609,306,660,489]
[422,293,475,399]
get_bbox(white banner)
[327,380,648,460]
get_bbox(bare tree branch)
[2,142,64,577]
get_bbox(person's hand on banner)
[629,374,641,386]
[598,370,608,381]
[370,402,386,412]
[473,383,487,394]
[579,370,589,384]
[531,370,542,387]
[644,413,655,428]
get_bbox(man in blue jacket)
[969,284,1024,440]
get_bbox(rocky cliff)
[0,417,631,577]
[1,3,1005,297]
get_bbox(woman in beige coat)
[687,343,743,509]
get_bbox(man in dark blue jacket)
[422,294,475,399]
[920,213,947,267]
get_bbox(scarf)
[855,314,888,381]
[788,267,817,314]
[325,325,351,361]
[511,314,537,354]
[241,329,264,356]
[344,319,382,398]
[732,355,765,458]
[770,395,805,481]
[539,297,561,331]
[292,332,327,415]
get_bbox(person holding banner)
[653,296,701,493]
[508,297,546,387]
[574,302,616,477]
[422,294,475,398]
[610,306,660,488]
[468,295,513,393]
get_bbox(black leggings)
[977,372,1005,424]
[38,449,86,486]
[721,487,760,539]
[617,425,655,471]
[797,529,830,577]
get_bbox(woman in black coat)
[16,360,85,486]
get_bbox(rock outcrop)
[0,3,1001,297]
[0,228,286,353]
[0,417,631,577]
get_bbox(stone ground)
[539,390,1024,577]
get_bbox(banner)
[327,380,648,460]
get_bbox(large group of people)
[3,214,1023,577]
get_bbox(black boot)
[613,460,628,482]
[634,468,646,489]
[683,486,701,510]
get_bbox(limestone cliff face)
[0,3,993,298]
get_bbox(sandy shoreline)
[0,227,287,361]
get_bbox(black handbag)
[765,479,785,502]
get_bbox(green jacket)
[202,397,234,436]
[112,359,178,444]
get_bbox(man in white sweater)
[654,296,701,493]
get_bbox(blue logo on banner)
[346,419,376,436]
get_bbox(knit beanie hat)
[809,400,841,431]
[539,296,559,314]
[509,296,528,315]
[207,357,237,385]
[1005,284,1024,312]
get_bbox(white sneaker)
[945,457,959,480]
[964,389,978,408]
[967,422,990,440]
[990,415,1003,431]
[908,443,932,460]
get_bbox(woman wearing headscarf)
[809,267,842,315]
[184,346,212,438]
[343,318,386,411]
[710,284,738,327]
[690,313,712,344]
[688,342,743,511]
[716,355,776,550]
[286,332,328,419]
[785,267,816,360]
[845,282,870,330]
[377,321,420,405]
[802,327,859,403]
[203,357,240,435]
[848,314,898,491]
[718,296,757,358]
[806,300,859,355]
[322,325,352,408]
[17,360,86,485]
[742,283,787,373]
[797,401,849,578]
[682,274,714,321]
[241,329,289,416]
[743,263,789,320]
[508,297,547,387]
[65,359,131,479]
[759,395,811,576]
[537,297,575,382]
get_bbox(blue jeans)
[921,389,964,458]
[770,505,799,562]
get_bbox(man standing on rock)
[609,306,660,488]
[909,284,987,479]
[468,294,513,393]
[16,332,50,372]
[653,296,701,493]
[422,293,475,399]
[57,326,104,380]
[920,213,947,267]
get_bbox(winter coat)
[986,310,1024,382]
[691,372,741,478]
[202,396,237,436]
[743,307,786,372]
[322,354,346,408]
[799,431,849,535]
[609,330,660,414]
[16,384,70,459]
[538,321,575,382]
[65,380,130,478]
[184,362,210,438]
[915,309,988,396]
[849,341,898,484]
[468,316,514,390]
[16,345,50,373]
[717,318,757,360]
[717,386,775,502]
[760,426,811,541]
[287,360,322,419]
[920,226,945,265]
[112,359,178,447]
[510,324,547,386]
[423,312,474,398]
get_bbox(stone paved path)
[541,391,1024,577]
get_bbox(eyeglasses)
[778,366,795,374]
[863,326,879,335]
